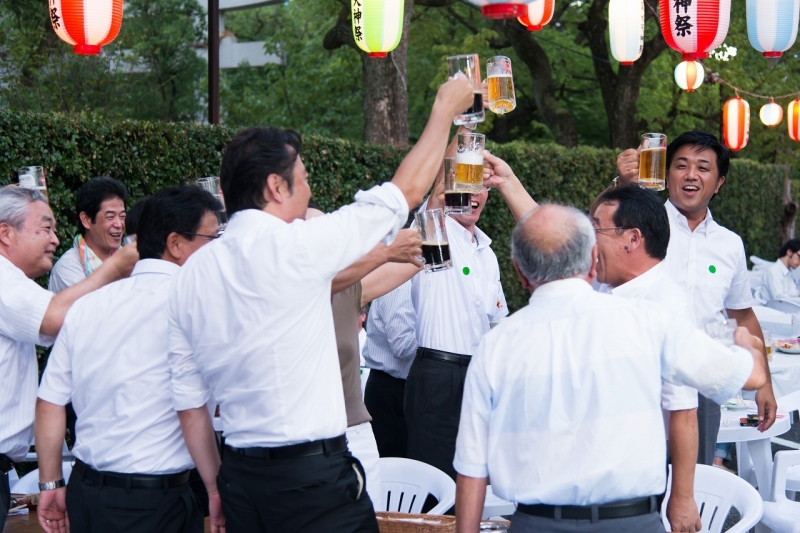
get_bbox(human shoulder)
[49,247,85,292]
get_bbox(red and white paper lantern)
[723,96,750,151]
[48,0,123,55]
[659,0,731,60]
[517,0,554,31]
[788,99,800,141]
[760,101,784,127]
[674,60,704,92]
[468,0,538,19]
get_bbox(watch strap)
[38,478,66,491]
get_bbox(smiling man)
[615,130,777,468]
[49,176,128,293]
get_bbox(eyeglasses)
[593,226,632,234]
[181,232,220,240]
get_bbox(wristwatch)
[38,478,66,491]
[612,176,619,188]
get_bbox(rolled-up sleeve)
[168,291,211,411]
[0,260,55,347]
[454,338,492,479]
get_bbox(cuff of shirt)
[171,376,212,412]
[354,182,409,246]
[37,389,71,407]
[708,346,754,405]
[453,457,489,479]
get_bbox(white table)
[769,350,800,399]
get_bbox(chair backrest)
[766,299,800,314]
[778,390,800,415]
[661,465,763,533]
[771,450,800,504]
[378,457,456,515]
[10,462,74,495]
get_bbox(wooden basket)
[376,512,456,533]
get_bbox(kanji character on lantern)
[351,0,404,59]
[49,0,123,55]
[660,0,731,60]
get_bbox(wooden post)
[208,0,220,125]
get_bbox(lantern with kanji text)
[351,0,405,58]
[722,96,750,151]
[608,0,645,65]
[518,0,554,31]
[48,0,123,55]
[659,0,731,60]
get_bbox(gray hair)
[511,204,596,285]
[0,186,48,230]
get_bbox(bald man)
[453,204,768,533]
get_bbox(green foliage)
[0,110,785,312]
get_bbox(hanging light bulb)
[351,0,405,58]
[760,100,784,127]
[788,99,800,141]
[674,61,704,92]
[723,96,750,151]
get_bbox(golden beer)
[488,75,515,115]
[455,151,483,193]
[638,147,666,191]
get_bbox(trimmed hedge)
[0,110,786,312]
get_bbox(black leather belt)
[0,453,14,474]
[518,496,657,521]
[225,435,347,461]
[417,347,472,366]
[74,460,190,490]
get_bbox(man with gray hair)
[453,204,768,533]
[0,186,136,530]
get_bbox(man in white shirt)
[454,204,768,533]
[168,77,474,532]
[404,146,536,480]
[0,186,136,531]
[35,186,224,533]
[592,185,702,533]
[615,130,777,465]
[48,177,128,293]
[758,239,800,303]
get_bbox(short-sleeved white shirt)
[48,246,85,293]
[0,255,54,461]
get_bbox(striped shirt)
[0,255,54,461]
[362,281,417,380]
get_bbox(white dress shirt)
[0,255,54,461]
[168,183,408,448]
[38,259,194,474]
[411,216,508,355]
[362,281,417,379]
[759,259,800,303]
[48,246,85,293]
[663,200,753,328]
[454,278,753,506]
[608,263,699,415]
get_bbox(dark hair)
[136,186,222,261]
[76,177,129,235]
[124,197,149,236]
[595,185,670,260]
[779,239,800,258]
[666,130,730,180]
[220,127,302,216]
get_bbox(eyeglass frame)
[181,231,220,240]
[592,226,633,234]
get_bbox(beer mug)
[455,132,485,194]
[638,133,667,191]
[486,56,516,115]
[416,209,452,273]
[443,157,471,215]
[446,54,484,126]
[195,177,228,227]
[18,166,48,202]
[704,318,737,347]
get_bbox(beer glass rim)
[458,132,485,141]
[447,53,479,61]
[18,166,43,172]
[641,132,666,140]
[487,55,511,63]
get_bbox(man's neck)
[456,219,477,242]
[673,203,708,232]
[780,255,791,268]
[610,256,661,289]
[83,234,113,261]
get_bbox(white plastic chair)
[777,391,800,494]
[754,305,797,337]
[378,457,455,515]
[482,484,516,519]
[760,450,800,533]
[766,299,800,314]
[661,464,763,533]
[10,462,73,495]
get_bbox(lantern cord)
[702,65,800,100]
[530,34,611,64]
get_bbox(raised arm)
[482,151,538,221]
[391,77,474,209]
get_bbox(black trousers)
[0,467,10,532]
[217,446,379,533]
[66,464,202,533]
[364,369,408,458]
[697,394,721,466]
[404,354,469,480]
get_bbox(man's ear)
[714,175,726,194]
[265,174,286,204]
[165,232,182,262]
[512,259,533,292]
[628,228,644,252]
[588,244,598,280]
[79,212,92,232]
[0,222,15,247]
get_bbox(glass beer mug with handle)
[486,56,516,115]
[638,133,667,191]
[416,209,453,273]
[455,132,485,194]
[443,157,471,215]
[446,54,484,126]
[18,166,49,202]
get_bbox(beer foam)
[488,74,512,78]
[455,151,483,165]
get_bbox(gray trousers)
[697,394,721,466]
[508,510,664,533]
[0,469,9,532]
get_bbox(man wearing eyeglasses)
[757,239,800,304]
[34,187,224,533]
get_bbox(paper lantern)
[723,97,750,151]
[746,0,800,58]
[351,0,405,58]
[788,99,800,141]
[468,1,537,19]
[48,0,123,55]
[760,101,784,127]
[608,0,645,65]
[518,0,554,31]
[674,61,704,91]
[659,0,731,60]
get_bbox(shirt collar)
[446,216,492,249]
[610,262,666,299]
[776,259,790,277]
[665,199,714,236]
[529,277,593,302]
[225,208,286,234]
[130,258,180,277]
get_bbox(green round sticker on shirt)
[709,265,717,274]
[462,267,470,275]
